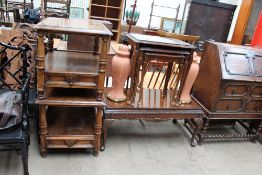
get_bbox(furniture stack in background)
[89,0,124,41]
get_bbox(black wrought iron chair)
[0,39,31,175]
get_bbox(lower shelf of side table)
[44,106,96,150]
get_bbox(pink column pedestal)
[108,44,131,102]
[180,52,201,104]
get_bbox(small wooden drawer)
[46,73,98,89]
[250,85,262,97]
[245,100,262,112]
[223,84,248,96]
[214,98,244,112]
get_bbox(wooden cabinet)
[34,17,112,157]
[89,0,124,41]
[191,41,262,143]
[185,0,236,43]
[193,42,262,114]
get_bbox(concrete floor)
[1,120,262,175]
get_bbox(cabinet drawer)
[214,99,244,112]
[46,73,98,89]
[250,85,262,97]
[245,100,262,113]
[223,84,248,96]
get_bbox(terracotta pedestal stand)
[180,52,201,104]
[107,44,131,102]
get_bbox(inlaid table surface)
[33,17,113,36]
[127,33,194,49]
[105,88,204,119]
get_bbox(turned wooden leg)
[97,36,109,101]
[137,61,147,106]
[100,119,108,152]
[36,32,45,99]
[127,48,139,106]
[191,118,204,147]
[39,106,47,158]
[177,58,190,101]
[94,108,103,157]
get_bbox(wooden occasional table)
[125,33,195,105]
[104,88,205,147]
[34,17,112,157]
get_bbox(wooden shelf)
[92,4,121,9]
[91,4,106,7]
[36,88,106,107]
[45,106,95,149]
[105,17,120,21]
[47,107,95,136]
[107,6,122,9]
[46,50,99,75]
[90,16,106,20]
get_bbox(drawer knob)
[231,88,236,95]
[256,106,260,112]
[226,104,230,110]
[65,74,75,85]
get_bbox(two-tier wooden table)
[34,17,112,157]
[104,88,205,147]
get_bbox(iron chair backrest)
[0,39,29,90]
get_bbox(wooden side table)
[34,17,112,157]
[125,33,195,105]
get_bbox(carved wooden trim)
[106,110,203,115]
[64,140,76,148]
